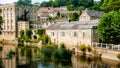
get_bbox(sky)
[0,0,49,4]
[0,0,100,4]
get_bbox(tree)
[24,29,32,42]
[70,13,79,21]
[102,0,120,12]
[37,29,45,35]
[97,11,120,44]
[20,30,24,38]
[67,4,75,11]
[17,0,32,7]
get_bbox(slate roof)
[46,20,99,30]
[84,9,105,18]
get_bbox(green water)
[0,44,120,68]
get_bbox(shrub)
[0,47,2,51]
[37,29,45,35]
[59,43,66,49]
[39,34,51,45]
[79,44,86,55]
[86,45,92,52]
[40,45,57,58]
[20,47,25,57]
[117,54,120,59]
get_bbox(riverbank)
[74,48,120,62]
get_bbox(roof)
[84,9,105,18]
[46,20,99,30]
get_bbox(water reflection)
[0,44,120,68]
[1,44,16,68]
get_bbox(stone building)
[46,9,104,49]
[0,4,37,40]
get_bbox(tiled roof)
[84,9,105,18]
[46,20,99,30]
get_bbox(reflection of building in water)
[72,55,120,68]
[2,45,16,68]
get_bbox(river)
[0,44,120,68]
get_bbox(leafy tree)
[17,0,32,7]
[67,4,75,11]
[102,0,120,12]
[89,5,102,11]
[37,29,45,35]
[97,11,120,44]
[24,29,32,42]
[39,34,51,45]
[70,13,79,21]
[41,1,50,7]
[20,30,24,38]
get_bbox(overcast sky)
[0,0,100,4]
[0,0,49,4]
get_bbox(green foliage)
[59,43,66,49]
[70,13,79,21]
[86,45,92,52]
[7,50,15,59]
[39,43,72,62]
[20,30,24,38]
[0,47,2,51]
[79,44,86,52]
[39,34,51,45]
[41,0,94,9]
[102,0,120,12]
[40,45,57,58]
[117,54,120,59]
[17,0,32,7]
[20,47,25,56]
[67,4,75,11]
[78,6,85,12]
[37,29,45,35]
[97,11,120,44]
[89,5,103,11]
[25,46,32,60]
[57,11,60,17]
[52,47,72,62]
[24,29,32,42]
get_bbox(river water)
[0,44,120,68]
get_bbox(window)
[51,32,55,36]
[74,32,77,37]
[7,20,9,23]
[83,32,85,38]
[61,32,65,37]
[7,26,9,30]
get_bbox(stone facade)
[46,10,104,49]
[18,21,29,37]
[0,4,37,40]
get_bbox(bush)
[39,34,51,45]
[0,47,2,51]
[79,44,86,55]
[40,45,57,58]
[117,54,120,59]
[39,43,72,62]
[37,29,45,35]
[86,45,92,52]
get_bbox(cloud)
[0,0,18,4]
[0,0,49,4]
